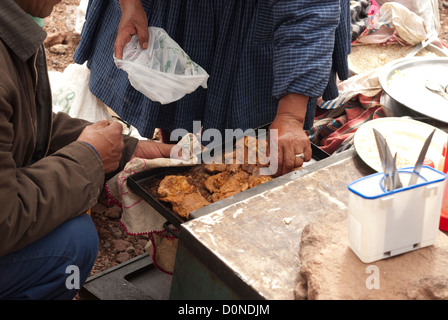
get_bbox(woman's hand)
[269,93,312,177]
[114,0,149,59]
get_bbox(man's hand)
[114,0,149,59]
[269,93,312,177]
[77,119,124,173]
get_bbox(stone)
[98,227,108,236]
[48,44,69,54]
[105,206,122,219]
[126,246,135,253]
[295,211,448,300]
[44,31,66,48]
[116,252,130,263]
[110,227,122,238]
[113,239,131,252]
[137,239,149,248]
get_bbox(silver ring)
[295,153,305,159]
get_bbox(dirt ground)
[43,0,448,291]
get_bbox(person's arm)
[0,99,105,255]
[0,97,132,255]
[114,0,149,59]
[268,0,341,176]
[49,112,139,176]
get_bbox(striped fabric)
[307,92,386,154]
[74,0,350,139]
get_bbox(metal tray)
[379,57,448,124]
[127,165,212,229]
[127,129,330,230]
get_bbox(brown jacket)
[0,0,138,256]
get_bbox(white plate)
[353,117,448,172]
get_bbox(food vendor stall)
[79,0,448,300]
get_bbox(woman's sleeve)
[269,0,342,99]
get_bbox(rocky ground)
[43,0,448,297]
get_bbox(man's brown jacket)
[0,0,137,255]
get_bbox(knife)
[392,152,403,190]
[373,128,389,190]
[408,129,436,186]
[373,128,402,191]
[373,128,387,172]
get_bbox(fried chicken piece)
[157,175,194,197]
[203,162,228,173]
[158,175,211,218]
[169,191,211,218]
[248,175,273,188]
[204,170,232,193]
[211,171,250,202]
[226,163,241,172]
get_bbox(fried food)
[157,175,194,197]
[211,171,250,202]
[168,191,211,218]
[157,137,275,218]
[248,175,273,188]
[203,162,228,173]
[158,175,210,218]
[204,171,232,193]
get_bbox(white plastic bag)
[380,2,427,45]
[114,27,209,105]
[376,0,440,34]
[49,63,113,123]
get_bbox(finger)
[107,120,126,135]
[89,119,110,129]
[274,146,284,177]
[114,32,132,59]
[282,145,296,175]
[137,26,149,50]
[294,150,305,165]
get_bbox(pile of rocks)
[89,196,150,276]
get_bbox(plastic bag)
[355,2,428,45]
[381,2,427,45]
[354,0,442,47]
[376,0,440,34]
[114,27,209,105]
[49,62,113,123]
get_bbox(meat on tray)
[157,175,211,218]
[157,136,274,218]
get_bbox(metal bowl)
[378,56,448,131]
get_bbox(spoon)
[425,80,448,100]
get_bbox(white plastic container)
[347,166,446,263]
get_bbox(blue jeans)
[0,214,99,300]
